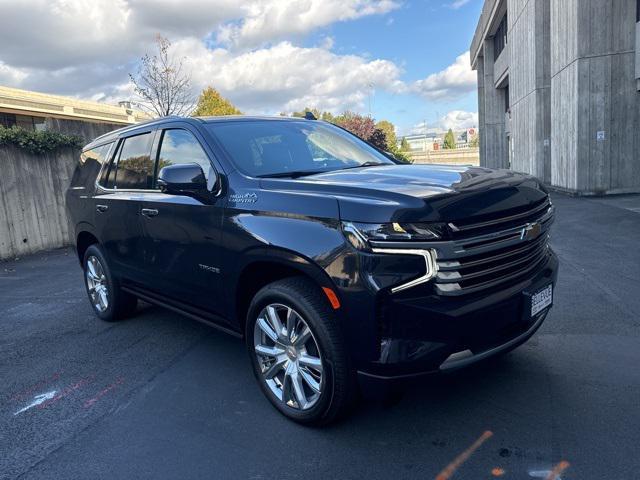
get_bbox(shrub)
[0,126,83,154]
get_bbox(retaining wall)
[0,145,77,259]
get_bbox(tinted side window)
[115,133,154,190]
[157,129,212,180]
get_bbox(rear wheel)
[83,244,137,322]
[246,277,356,425]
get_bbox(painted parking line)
[435,430,494,480]
[545,461,570,480]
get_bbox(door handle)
[96,204,108,213]
[141,208,159,218]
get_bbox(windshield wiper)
[338,161,388,170]
[257,170,328,179]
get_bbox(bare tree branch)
[129,35,195,118]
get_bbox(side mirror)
[157,163,214,195]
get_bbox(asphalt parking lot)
[1,193,639,480]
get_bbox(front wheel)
[246,277,356,425]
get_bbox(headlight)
[342,221,441,250]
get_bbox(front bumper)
[356,249,558,389]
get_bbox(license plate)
[531,284,553,316]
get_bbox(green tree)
[443,129,456,149]
[469,133,479,148]
[375,120,397,150]
[400,137,410,151]
[192,87,242,116]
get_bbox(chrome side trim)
[370,248,438,293]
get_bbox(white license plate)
[531,284,553,316]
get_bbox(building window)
[0,112,17,128]
[493,14,508,59]
[637,0,640,22]
[504,85,510,113]
[0,112,46,131]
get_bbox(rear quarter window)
[71,142,113,189]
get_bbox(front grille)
[448,197,551,239]
[434,200,554,296]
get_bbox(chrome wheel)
[253,303,324,410]
[85,255,109,312]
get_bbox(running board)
[122,286,242,339]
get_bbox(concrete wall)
[0,119,124,259]
[480,38,509,169]
[551,0,640,194]
[45,118,123,144]
[508,0,551,183]
[0,145,77,259]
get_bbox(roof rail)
[90,115,184,144]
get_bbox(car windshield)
[206,120,395,178]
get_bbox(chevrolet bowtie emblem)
[521,222,541,241]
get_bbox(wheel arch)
[232,249,340,335]
[75,223,100,265]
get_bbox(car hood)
[260,164,548,223]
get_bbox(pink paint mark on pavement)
[11,372,62,402]
[37,375,95,410]
[84,377,125,408]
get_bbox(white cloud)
[0,0,479,121]
[217,0,401,48]
[448,0,472,9]
[402,111,478,136]
[436,110,478,130]
[173,39,404,114]
[0,0,242,70]
[412,51,476,100]
[0,0,404,111]
[0,62,28,85]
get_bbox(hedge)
[0,126,83,154]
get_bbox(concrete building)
[0,85,148,141]
[471,0,640,195]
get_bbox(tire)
[246,277,356,425]
[83,244,137,322]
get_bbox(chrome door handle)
[96,204,108,213]
[141,208,159,218]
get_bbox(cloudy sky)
[0,0,481,136]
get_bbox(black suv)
[67,116,558,424]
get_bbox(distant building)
[0,85,149,141]
[471,0,640,195]
[399,128,478,152]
